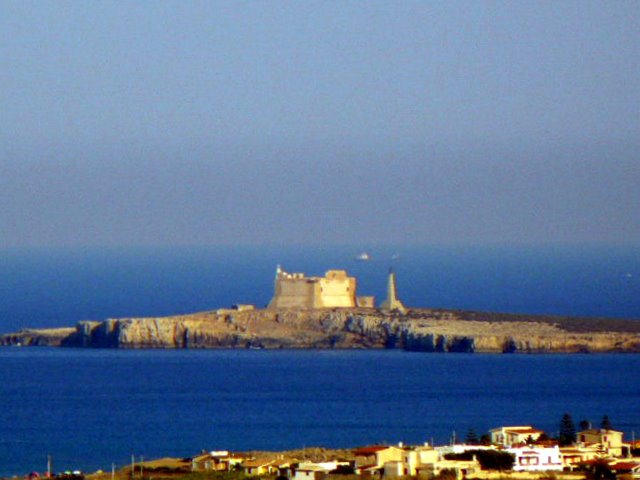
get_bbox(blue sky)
[1,1,638,247]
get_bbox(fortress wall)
[317,275,356,307]
[269,278,317,308]
[268,269,358,309]
[357,296,375,308]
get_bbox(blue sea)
[1,245,639,477]
[1,350,640,477]
[1,244,639,333]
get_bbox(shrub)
[434,469,457,480]
[444,450,514,471]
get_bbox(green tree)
[445,450,515,471]
[537,432,550,442]
[587,459,615,480]
[466,429,479,445]
[476,450,515,471]
[579,419,592,431]
[559,413,577,446]
[600,415,613,430]
[434,469,457,480]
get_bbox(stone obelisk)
[380,268,407,314]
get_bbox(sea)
[0,244,639,477]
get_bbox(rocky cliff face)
[4,307,638,353]
[0,327,76,347]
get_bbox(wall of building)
[507,446,563,472]
[578,429,624,456]
[268,278,317,308]
[317,270,356,307]
[490,427,542,447]
[268,268,357,309]
[357,296,375,308]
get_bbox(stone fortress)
[267,265,405,312]
[4,264,640,352]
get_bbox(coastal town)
[167,423,640,480]
[19,421,640,480]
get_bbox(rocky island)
[3,306,640,352]
[3,267,640,352]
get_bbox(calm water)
[1,245,639,476]
[1,245,639,334]
[0,349,639,476]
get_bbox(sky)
[1,1,638,247]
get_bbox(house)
[416,445,440,465]
[273,458,299,478]
[242,458,278,476]
[224,453,249,471]
[416,458,480,480]
[191,451,248,471]
[560,445,601,470]
[578,429,626,457]
[191,452,216,471]
[383,450,421,478]
[353,446,404,475]
[383,445,479,479]
[292,462,345,480]
[383,461,406,478]
[506,445,563,472]
[294,466,328,480]
[490,426,544,447]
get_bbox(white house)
[293,461,348,480]
[490,426,544,447]
[507,445,563,472]
[294,466,328,480]
[560,445,600,470]
[578,429,626,457]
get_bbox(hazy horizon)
[1,1,638,248]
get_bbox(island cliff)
[3,308,640,353]
[4,267,640,352]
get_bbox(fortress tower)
[380,268,407,314]
[268,266,358,309]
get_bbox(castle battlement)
[268,266,403,311]
[268,267,358,309]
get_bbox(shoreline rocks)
[2,308,640,353]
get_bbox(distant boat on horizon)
[355,252,370,261]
